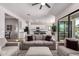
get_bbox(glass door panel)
[59,21,65,40]
[70,11,79,39]
[58,17,68,41]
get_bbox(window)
[58,9,79,41]
[58,17,68,41]
[70,11,79,39]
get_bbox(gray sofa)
[20,35,56,50]
[0,38,19,56]
[57,38,79,56]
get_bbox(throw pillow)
[27,36,33,41]
[45,35,52,41]
[66,39,79,51]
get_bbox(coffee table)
[26,47,52,56]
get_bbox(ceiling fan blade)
[45,3,51,8]
[39,5,42,9]
[32,3,39,6]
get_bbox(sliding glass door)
[70,11,79,39]
[58,17,69,41]
[58,9,79,41]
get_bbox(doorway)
[5,13,19,42]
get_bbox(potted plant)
[51,24,56,35]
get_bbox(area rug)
[17,50,57,56]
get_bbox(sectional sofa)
[57,38,79,56]
[20,34,56,50]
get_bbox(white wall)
[0,6,5,38]
[0,5,27,38]
[18,19,27,39]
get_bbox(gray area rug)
[17,50,57,56]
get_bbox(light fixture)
[16,39,19,42]
[41,2,45,5]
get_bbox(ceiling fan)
[32,3,51,9]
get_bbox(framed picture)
[7,25,12,31]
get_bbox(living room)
[0,0,79,57]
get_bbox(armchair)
[0,38,19,56]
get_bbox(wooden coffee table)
[26,47,52,56]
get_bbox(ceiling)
[0,3,72,20]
